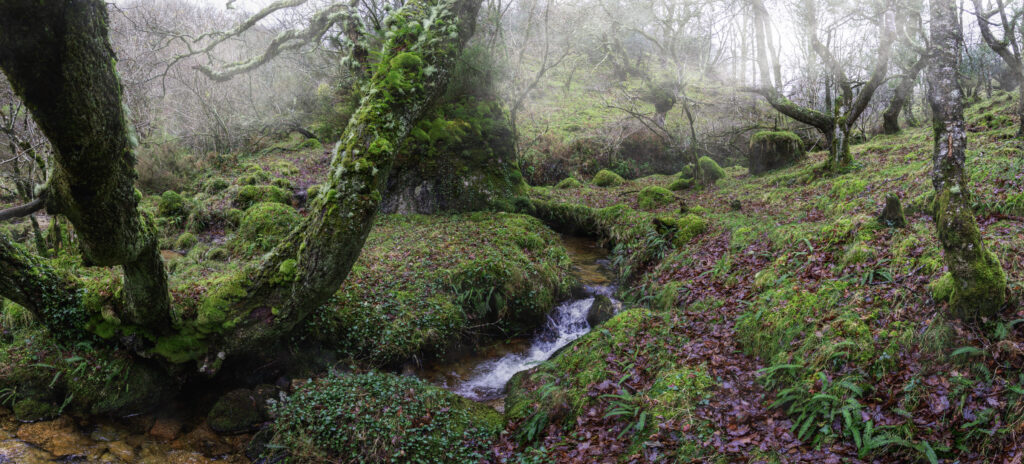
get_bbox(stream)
[416,235,617,409]
[0,236,612,462]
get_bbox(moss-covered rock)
[669,177,694,191]
[237,202,300,253]
[673,213,707,246]
[592,169,625,187]
[638,185,675,210]
[586,294,617,327]
[263,371,501,463]
[208,388,269,434]
[13,398,58,422]
[381,94,527,214]
[678,164,695,179]
[556,177,582,189]
[748,130,805,174]
[929,272,955,302]
[157,191,188,219]
[696,156,726,185]
[307,213,574,366]
[233,185,292,210]
[204,177,230,194]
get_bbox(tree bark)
[0,0,172,332]
[928,0,1006,319]
[0,0,483,372]
[882,56,927,134]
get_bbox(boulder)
[587,294,618,327]
[748,131,805,174]
[207,388,269,435]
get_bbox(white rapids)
[453,285,617,401]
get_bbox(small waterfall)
[452,285,616,401]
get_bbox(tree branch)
[0,195,44,222]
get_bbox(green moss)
[929,272,955,302]
[13,398,58,422]
[237,202,300,253]
[307,213,574,366]
[638,185,675,210]
[233,185,292,210]
[174,232,197,250]
[556,177,582,189]
[265,371,500,463]
[730,226,757,250]
[196,272,249,333]
[750,130,802,147]
[678,164,695,179]
[204,177,229,194]
[841,242,876,266]
[829,177,867,200]
[669,176,694,191]
[673,213,707,246]
[696,156,725,185]
[275,259,298,285]
[157,191,187,218]
[592,169,625,187]
[298,138,322,150]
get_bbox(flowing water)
[416,235,616,407]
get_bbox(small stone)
[106,440,135,462]
[149,417,182,441]
[0,438,55,462]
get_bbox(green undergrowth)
[303,212,575,366]
[505,308,714,458]
[263,371,501,463]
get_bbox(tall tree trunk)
[0,0,172,332]
[928,0,1006,319]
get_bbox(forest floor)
[495,91,1024,463]
[1,93,1023,463]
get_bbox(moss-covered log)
[0,0,171,331]
[928,0,1007,319]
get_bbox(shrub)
[697,156,726,185]
[264,372,501,463]
[237,202,300,253]
[136,139,198,194]
[556,177,582,189]
[592,169,625,187]
[638,185,675,210]
[174,232,197,250]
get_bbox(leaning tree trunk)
[882,56,927,134]
[0,0,483,372]
[928,0,1006,319]
[0,0,172,332]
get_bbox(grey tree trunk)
[928,0,1006,319]
[882,56,926,134]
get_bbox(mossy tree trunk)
[928,0,1007,319]
[971,0,1024,138]
[0,0,172,332]
[882,56,927,135]
[0,0,483,371]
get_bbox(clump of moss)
[673,214,707,246]
[696,156,725,185]
[238,165,270,186]
[158,191,188,218]
[237,202,300,253]
[841,242,876,266]
[556,177,582,189]
[263,371,501,463]
[298,138,322,151]
[592,169,625,187]
[669,177,694,191]
[638,185,675,210]
[929,272,955,302]
[174,232,197,250]
[678,164,695,179]
[233,185,292,210]
[13,398,58,422]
